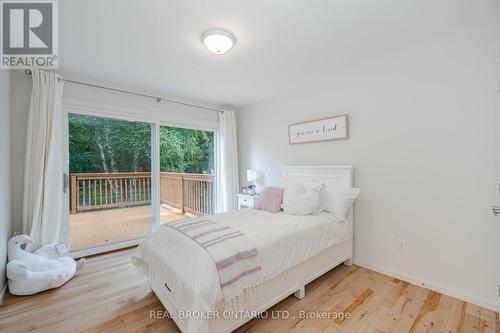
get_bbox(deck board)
[70,205,194,251]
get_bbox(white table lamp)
[246,169,258,195]
[247,169,258,183]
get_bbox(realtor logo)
[1,0,58,68]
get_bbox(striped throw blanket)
[166,217,263,302]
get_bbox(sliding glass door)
[60,108,217,256]
[158,125,215,225]
[65,114,154,254]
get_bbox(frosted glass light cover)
[202,29,235,55]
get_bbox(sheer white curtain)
[22,69,64,249]
[216,110,239,212]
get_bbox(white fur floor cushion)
[282,180,324,215]
[6,235,85,296]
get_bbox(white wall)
[61,72,220,130]
[237,5,500,310]
[10,70,220,235]
[0,70,12,299]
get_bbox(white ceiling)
[59,0,484,107]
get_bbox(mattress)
[132,208,350,324]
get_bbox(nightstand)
[237,194,257,209]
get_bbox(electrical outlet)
[398,240,407,253]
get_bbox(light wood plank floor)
[70,205,194,251]
[0,250,497,333]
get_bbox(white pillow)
[282,180,324,215]
[321,187,361,219]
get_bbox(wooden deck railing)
[70,172,151,214]
[159,172,215,215]
[70,172,214,215]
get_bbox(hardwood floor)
[0,250,497,333]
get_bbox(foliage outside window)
[69,114,214,174]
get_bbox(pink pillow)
[254,187,285,213]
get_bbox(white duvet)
[132,208,349,331]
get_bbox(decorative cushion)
[282,180,324,215]
[321,187,362,219]
[254,187,285,213]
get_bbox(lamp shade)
[247,169,258,182]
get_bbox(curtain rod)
[24,69,223,114]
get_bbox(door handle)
[492,206,500,216]
[63,173,69,193]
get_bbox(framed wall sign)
[288,114,349,144]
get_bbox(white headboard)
[280,165,355,232]
[280,165,354,189]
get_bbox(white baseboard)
[354,259,499,312]
[0,284,7,305]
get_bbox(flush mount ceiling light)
[201,29,235,55]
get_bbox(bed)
[132,165,355,333]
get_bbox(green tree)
[159,126,214,173]
[69,114,214,174]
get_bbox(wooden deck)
[0,249,497,333]
[69,205,194,251]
